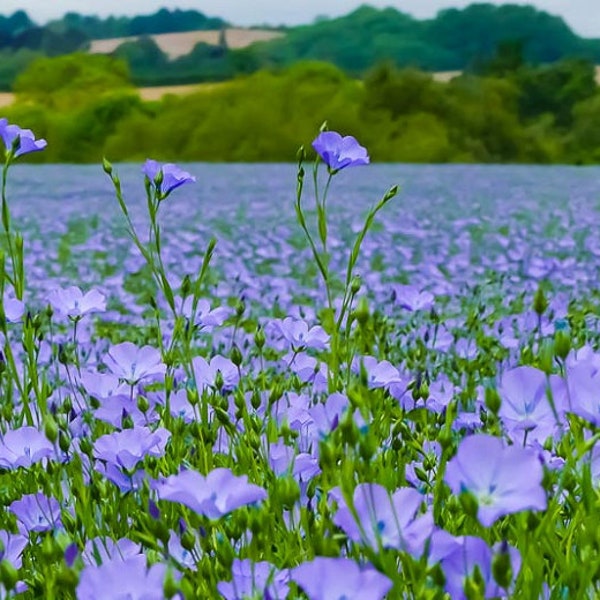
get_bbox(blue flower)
[312,131,369,172]
[0,119,47,158]
[142,159,196,197]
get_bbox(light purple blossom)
[441,536,521,599]
[391,284,435,312]
[143,159,196,197]
[4,295,25,322]
[312,131,370,172]
[270,317,329,350]
[192,355,239,392]
[82,537,142,566]
[0,426,54,469]
[331,483,433,556]
[93,426,171,471]
[0,530,28,569]
[154,467,267,518]
[10,492,62,533]
[565,361,600,425]
[77,555,169,600]
[445,434,547,526]
[104,342,166,385]
[218,559,290,600]
[48,286,106,319]
[0,118,47,157]
[497,366,564,444]
[290,557,392,600]
[176,297,230,330]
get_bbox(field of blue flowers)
[0,118,598,599]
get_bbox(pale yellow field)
[89,28,284,60]
[0,82,229,108]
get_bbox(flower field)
[0,120,598,598]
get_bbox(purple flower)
[0,530,28,569]
[312,131,369,173]
[290,557,392,600]
[143,159,196,197]
[331,483,433,556]
[82,537,142,566]
[176,297,230,330]
[497,366,564,444]
[270,317,329,351]
[0,118,47,158]
[154,467,267,518]
[48,286,106,319]
[441,536,521,599]
[77,555,168,600]
[353,356,405,394]
[192,355,239,392]
[391,284,435,312]
[104,342,166,386]
[94,426,171,471]
[0,426,54,469]
[445,434,547,526]
[218,559,290,600]
[167,530,199,570]
[79,371,128,400]
[96,462,148,493]
[4,294,24,322]
[566,361,600,425]
[10,492,62,533]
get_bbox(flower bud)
[137,395,150,414]
[533,285,548,317]
[459,490,479,520]
[44,415,59,444]
[230,345,243,367]
[554,329,571,361]
[492,542,513,590]
[102,157,113,175]
[353,296,369,325]
[214,370,224,391]
[59,431,71,453]
[254,327,266,349]
[180,275,192,298]
[484,387,501,415]
[350,275,361,295]
[235,299,245,317]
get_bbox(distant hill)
[0,3,599,89]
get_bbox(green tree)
[517,58,598,127]
[13,53,133,109]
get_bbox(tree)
[13,53,133,109]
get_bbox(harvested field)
[89,28,285,59]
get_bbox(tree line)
[3,53,600,164]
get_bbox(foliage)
[2,56,600,164]
[12,53,133,110]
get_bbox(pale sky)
[1,0,599,38]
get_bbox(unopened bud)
[533,285,548,317]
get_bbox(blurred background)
[1,1,599,164]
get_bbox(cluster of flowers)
[0,118,596,599]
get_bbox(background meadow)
[0,140,595,598]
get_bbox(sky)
[2,0,599,38]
